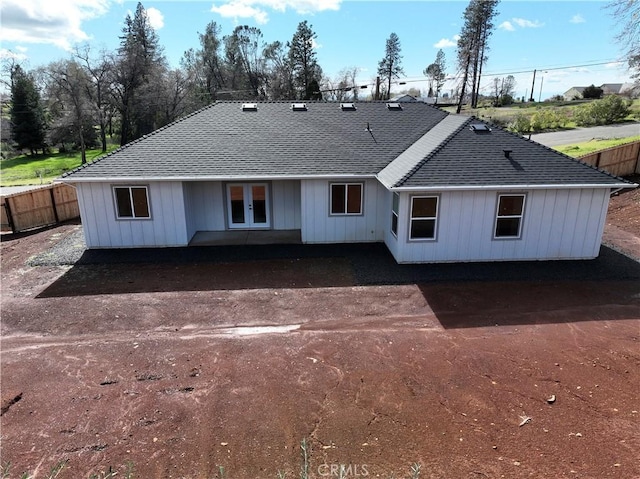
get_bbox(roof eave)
[56,173,379,183]
[387,182,636,191]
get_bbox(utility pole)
[375,76,380,101]
[529,69,536,102]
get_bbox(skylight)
[470,123,491,132]
[340,103,357,111]
[386,102,402,110]
[242,103,258,111]
[291,103,307,111]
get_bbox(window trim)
[112,185,151,220]
[408,195,439,241]
[493,193,526,239]
[391,192,400,238]
[329,182,364,216]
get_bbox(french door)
[226,183,270,229]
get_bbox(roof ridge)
[61,102,221,178]
[394,115,473,187]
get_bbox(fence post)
[4,198,16,233]
[49,186,60,223]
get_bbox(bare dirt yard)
[1,183,639,479]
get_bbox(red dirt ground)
[1,186,639,479]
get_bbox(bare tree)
[75,45,114,152]
[43,60,94,163]
[607,0,640,83]
[424,49,447,102]
[263,41,294,100]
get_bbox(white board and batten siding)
[300,178,387,243]
[76,181,189,248]
[182,180,301,238]
[386,188,611,263]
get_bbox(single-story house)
[563,86,587,100]
[563,82,638,100]
[60,101,636,264]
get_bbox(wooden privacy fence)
[578,140,640,177]
[1,184,79,233]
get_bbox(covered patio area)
[188,229,302,246]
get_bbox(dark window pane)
[411,219,435,239]
[495,218,521,237]
[346,184,362,214]
[252,186,267,223]
[131,187,149,217]
[230,186,245,223]
[391,213,398,235]
[498,195,524,216]
[412,197,437,218]
[331,184,345,214]
[115,188,132,217]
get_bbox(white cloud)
[433,35,458,48]
[211,2,269,24]
[512,17,544,28]
[499,21,515,31]
[570,14,585,24]
[146,7,164,30]
[605,61,624,69]
[0,0,109,50]
[210,0,340,23]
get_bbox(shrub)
[574,96,632,126]
[582,84,603,99]
[508,113,531,134]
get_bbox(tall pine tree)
[377,33,404,100]
[456,0,499,112]
[113,2,167,145]
[288,21,322,100]
[10,65,46,154]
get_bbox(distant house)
[601,83,637,97]
[563,86,587,100]
[564,82,638,100]
[59,101,635,264]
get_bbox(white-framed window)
[113,186,150,219]
[494,194,525,238]
[410,195,438,240]
[330,183,363,215]
[391,192,400,237]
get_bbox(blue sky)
[0,0,635,99]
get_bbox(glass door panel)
[226,183,270,228]
[229,185,245,224]
[251,185,267,224]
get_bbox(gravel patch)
[26,228,87,266]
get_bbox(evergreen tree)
[288,21,322,100]
[456,0,499,112]
[9,65,46,154]
[377,33,404,100]
[113,2,167,145]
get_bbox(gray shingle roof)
[63,101,447,180]
[62,101,630,189]
[395,117,630,188]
